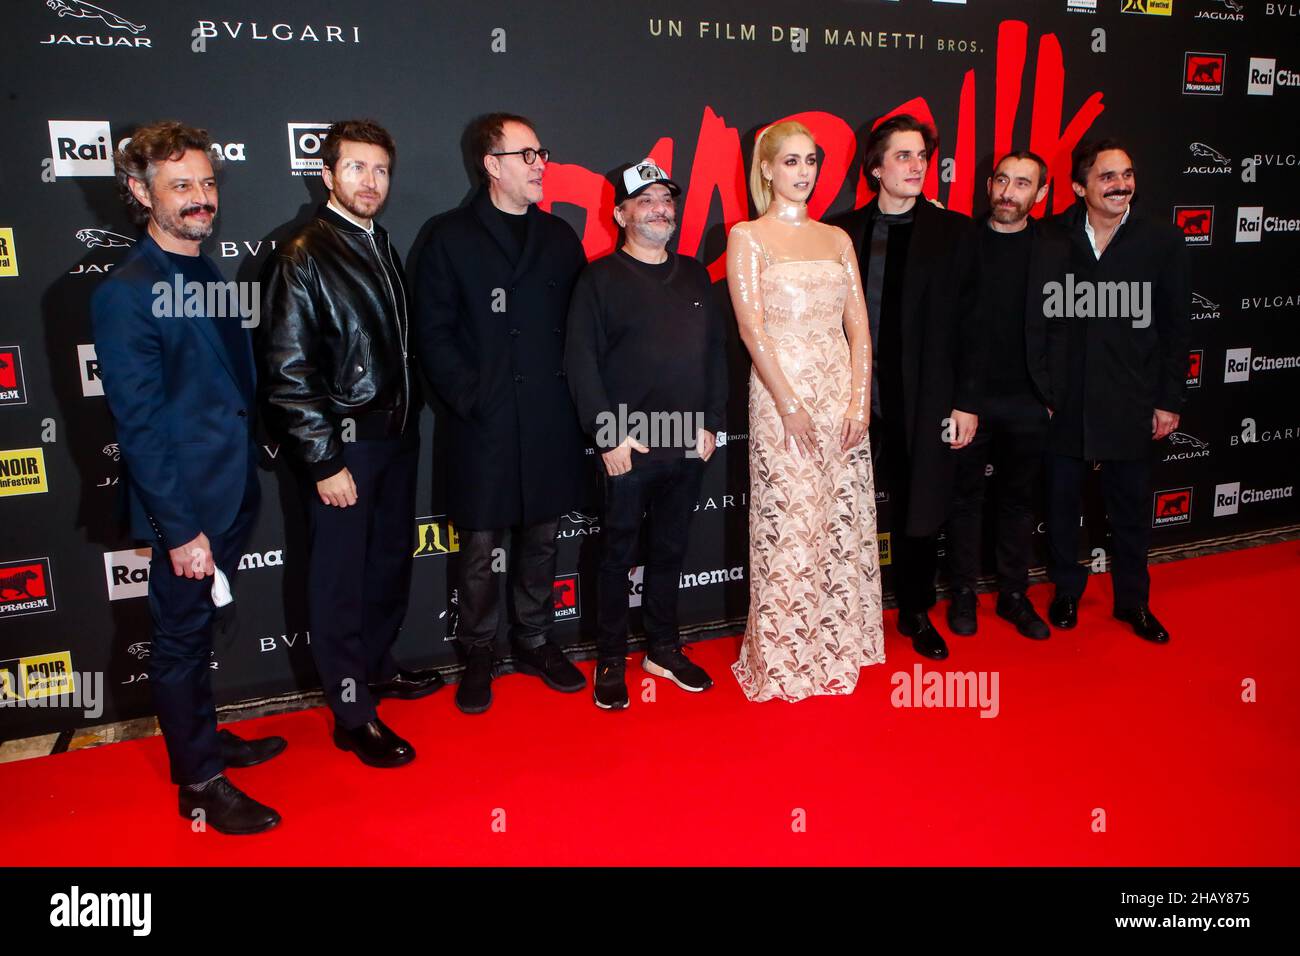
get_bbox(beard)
[628,217,676,246]
[154,202,215,241]
[990,198,1030,223]
[335,186,386,222]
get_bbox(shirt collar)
[326,199,374,235]
[1083,204,1130,259]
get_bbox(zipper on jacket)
[365,230,410,435]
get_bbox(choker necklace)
[769,196,809,225]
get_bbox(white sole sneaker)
[641,657,709,692]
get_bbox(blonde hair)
[749,120,815,215]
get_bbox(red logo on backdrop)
[552,574,580,621]
[0,347,26,406]
[1187,349,1203,388]
[0,557,56,618]
[1152,488,1194,528]
[1183,52,1226,95]
[1174,205,1215,245]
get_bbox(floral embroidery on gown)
[730,227,885,702]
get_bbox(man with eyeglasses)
[414,112,589,714]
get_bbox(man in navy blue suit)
[92,121,284,835]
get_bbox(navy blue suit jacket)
[91,231,258,547]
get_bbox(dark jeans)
[457,518,561,652]
[1046,453,1152,610]
[597,456,705,661]
[948,391,1050,595]
[872,421,939,615]
[303,434,418,730]
[147,477,258,786]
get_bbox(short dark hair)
[863,114,937,193]
[321,118,396,175]
[993,149,1049,190]
[465,112,535,182]
[115,121,216,226]
[1071,138,1130,186]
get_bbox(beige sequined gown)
[728,223,885,702]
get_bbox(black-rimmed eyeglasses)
[491,147,550,165]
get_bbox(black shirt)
[495,205,529,260]
[861,204,914,426]
[564,249,727,463]
[978,224,1033,396]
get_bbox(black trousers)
[457,518,561,652]
[1046,453,1152,610]
[948,391,1050,595]
[872,420,938,615]
[303,434,418,730]
[147,475,258,786]
[597,456,705,661]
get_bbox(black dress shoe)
[1113,605,1170,643]
[897,611,949,660]
[332,718,416,768]
[947,588,978,636]
[218,728,287,769]
[178,774,280,835]
[996,592,1051,640]
[456,645,495,714]
[370,667,447,701]
[1049,594,1079,629]
[512,640,586,693]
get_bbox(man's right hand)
[602,436,649,476]
[169,533,215,579]
[317,467,358,507]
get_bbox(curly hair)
[115,121,217,225]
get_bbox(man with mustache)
[93,121,283,834]
[1044,139,1190,642]
[830,114,983,661]
[415,113,589,713]
[946,151,1066,640]
[564,160,727,709]
[261,119,440,768]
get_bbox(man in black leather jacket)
[260,119,442,769]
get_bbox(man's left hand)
[949,409,979,449]
[1153,408,1180,441]
[696,429,716,462]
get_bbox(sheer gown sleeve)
[726,222,803,417]
[838,231,871,425]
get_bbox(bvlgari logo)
[192,20,361,48]
[41,1,151,48]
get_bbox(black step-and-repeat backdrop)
[2,0,1298,735]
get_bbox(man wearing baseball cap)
[564,159,728,710]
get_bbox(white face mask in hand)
[211,567,233,607]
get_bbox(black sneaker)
[643,645,713,692]
[513,640,586,693]
[593,659,629,710]
[996,591,1051,640]
[947,588,978,636]
[456,645,495,715]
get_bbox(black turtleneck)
[862,202,915,423]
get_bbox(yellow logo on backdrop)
[0,447,48,497]
[0,228,17,277]
[1121,0,1173,15]
[878,532,892,567]
[414,515,459,557]
[0,651,74,701]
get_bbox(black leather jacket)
[260,205,415,479]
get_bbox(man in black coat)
[830,114,983,661]
[946,150,1067,642]
[1044,139,1190,643]
[414,113,588,713]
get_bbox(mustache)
[1103,189,1132,199]
[180,203,216,217]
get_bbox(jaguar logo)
[1190,292,1219,310]
[46,0,145,34]
[102,442,120,460]
[76,228,133,248]
[126,641,150,659]
[1167,432,1208,450]
[1188,142,1229,165]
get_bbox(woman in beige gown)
[729,120,885,702]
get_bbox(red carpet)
[3,541,1297,866]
